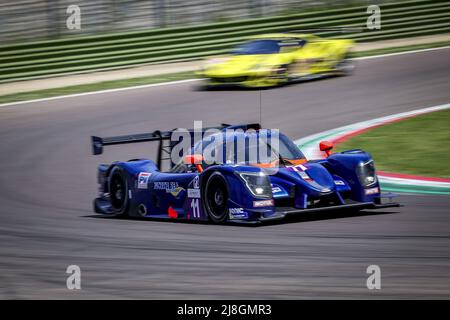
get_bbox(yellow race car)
[198,33,355,88]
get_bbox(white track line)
[0,78,201,108]
[295,103,450,159]
[353,45,450,60]
[1,45,450,108]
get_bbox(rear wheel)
[108,166,129,216]
[204,172,229,223]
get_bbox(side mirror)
[319,140,334,157]
[183,154,204,172]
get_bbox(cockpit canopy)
[192,129,306,166]
[231,38,308,55]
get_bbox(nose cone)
[275,163,335,196]
[302,163,335,193]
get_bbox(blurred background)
[2,0,449,85]
[0,1,392,43]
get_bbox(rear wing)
[91,130,172,170]
[91,123,261,170]
[91,131,171,155]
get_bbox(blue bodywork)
[93,126,399,223]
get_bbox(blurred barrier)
[0,0,449,83]
[0,1,384,42]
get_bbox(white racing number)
[190,199,200,218]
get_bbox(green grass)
[337,109,450,178]
[1,41,449,105]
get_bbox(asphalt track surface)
[1,49,450,299]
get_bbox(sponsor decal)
[229,207,244,214]
[192,176,200,189]
[271,186,282,193]
[137,172,151,189]
[154,181,184,197]
[187,188,201,198]
[228,207,248,219]
[334,180,345,185]
[154,181,179,192]
[170,186,185,197]
[291,165,312,181]
[253,199,274,208]
[365,187,380,195]
[298,171,312,181]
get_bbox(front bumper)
[200,69,286,88]
[258,200,401,222]
[206,76,280,88]
[94,197,113,214]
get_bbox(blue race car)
[91,124,399,224]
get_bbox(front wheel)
[335,54,356,76]
[204,172,229,223]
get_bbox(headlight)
[356,160,377,187]
[204,57,229,69]
[236,171,272,199]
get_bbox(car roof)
[193,129,306,161]
[206,129,276,140]
[248,33,318,41]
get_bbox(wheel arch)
[201,169,231,223]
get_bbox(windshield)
[232,40,281,55]
[232,39,306,55]
[192,131,306,166]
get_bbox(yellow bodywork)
[198,33,355,88]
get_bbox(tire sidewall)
[108,166,129,216]
[336,53,356,75]
[286,60,301,81]
[203,172,229,223]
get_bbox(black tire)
[285,62,296,82]
[286,60,305,82]
[108,166,129,216]
[203,172,229,223]
[335,53,356,76]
